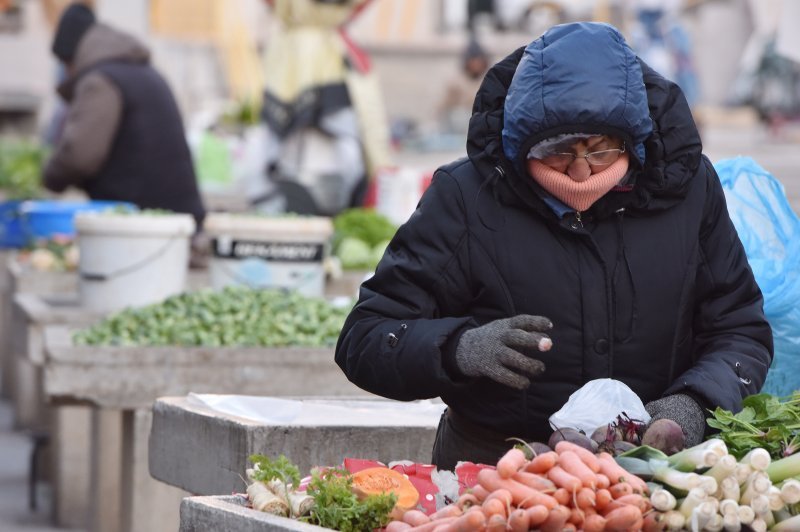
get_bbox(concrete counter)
[180,495,329,532]
[41,326,372,532]
[149,395,443,497]
[43,326,365,408]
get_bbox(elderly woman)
[334,22,773,471]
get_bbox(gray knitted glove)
[645,393,707,447]
[455,314,552,389]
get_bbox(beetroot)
[547,427,595,453]
[641,418,686,455]
[612,440,637,455]
[524,441,553,458]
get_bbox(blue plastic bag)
[715,156,800,396]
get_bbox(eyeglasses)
[539,143,626,167]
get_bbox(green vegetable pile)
[246,454,395,532]
[303,467,396,532]
[0,139,46,200]
[332,208,397,271]
[708,392,800,459]
[72,286,349,347]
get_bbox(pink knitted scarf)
[528,153,630,212]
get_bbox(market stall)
[41,314,369,532]
[148,394,443,496]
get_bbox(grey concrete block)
[42,327,368,409]
[180,495,329,532]
[149,396,440,497]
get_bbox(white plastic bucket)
[203,213,332,297]
[75,212,196,313]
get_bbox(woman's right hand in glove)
[455,314,553,389]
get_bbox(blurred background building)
[1,0,798,215]
[0,0,789,135]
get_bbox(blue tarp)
[716,156,800,397]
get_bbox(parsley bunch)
[707,392,800,459]
[302,468,396,532]
[249,454,301,486]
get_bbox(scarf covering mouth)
[528,152,630,212]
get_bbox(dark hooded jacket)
[335,23,772,442]
[44,24,205,227]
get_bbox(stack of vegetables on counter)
[245,454,408,532]
[241,391,800,530]
[16,235,79,272]
[332,208,397,271]
[72,286,349,347]
[0,139,46,200]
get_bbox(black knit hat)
[52,3,96,63]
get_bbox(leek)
[767,452,800,483]
[772,513,800,531]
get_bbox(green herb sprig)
[302,468,396,532]
[249,454,301,487]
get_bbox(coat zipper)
[572,211,584,229]
[387,323,407,347]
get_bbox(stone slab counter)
[149,395,443,496]
[13,292,104,365]
[42,326,368,409]
[180,495,329,532]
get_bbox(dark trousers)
[431,408,514,471]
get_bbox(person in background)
[43,3,206,232]
[334,22,773,470]
[437,38,490,137]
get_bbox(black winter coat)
[335,30,773,443]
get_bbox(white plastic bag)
[548,378,650,435]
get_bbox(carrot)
[455,493,478,510]
[607,493,651,514]
[468,484,490,502]
[526,504,549,528]
[596,452,648,493]
[435,508,486,532]
[496,447,528,478]
[507,508,530,532]
[430,504,463,520]
[475,468,558,510]
[594,488,613,511]
[608,481,634,499]
[558,450,600,488]
[386,520,413,532]
[523,451,559,474]
[539,504,571,532]
[603,505,643,532]
[480,497,507,519]
[554,440,601,472]
[595,473,611,489]
[553,487,570,506]
[546,464,582,492]
[511,470,556,492]
[642,511,668,532]
[402,510,432,527]
[405,516,457,532]
[485,513,506,532]
[484,488,512,507]
[583,513,608,532]
[575,486,597,510]
[568,506,586,528]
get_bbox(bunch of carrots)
[385,441,652,532]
